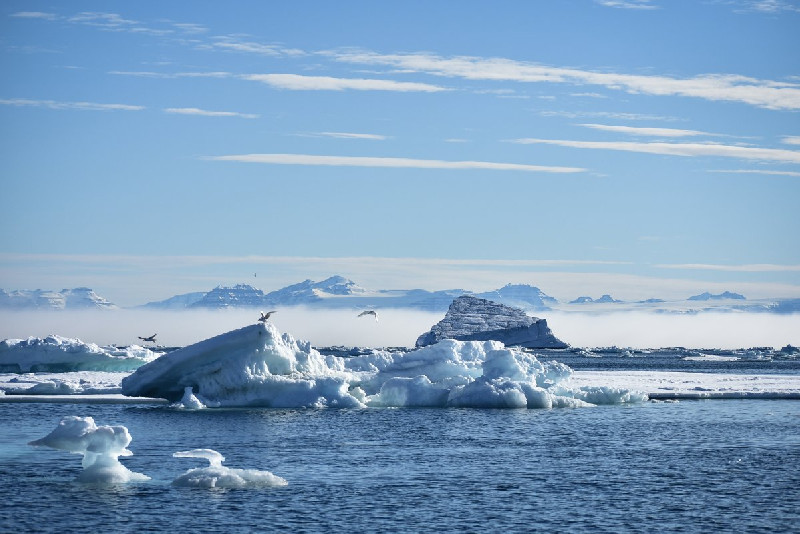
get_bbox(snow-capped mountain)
[475,284,558,310]
[189,284,268,309]
[140,292,206,310]
[569,294,622,304]
[0,287,117,310]
[263,276,367,306]
[141,277,558,312]
[688,291,746,301]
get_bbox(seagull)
[258,310,277,323]
[358,310,378,322]
[138,334,157,343]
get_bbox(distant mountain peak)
[0,287,117,310]
[688,291,746,301]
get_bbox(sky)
[1,0,800,308]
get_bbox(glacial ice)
[122,322,647,409]
[28,416,150,483]
[172,448,288,488]
[0,335,161,373]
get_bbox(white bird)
[258,310,277,323]
[358,310,378,322]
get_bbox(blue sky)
[1,0,799,306]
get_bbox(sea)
[1,349,799,533]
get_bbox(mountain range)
[2,277,797,314]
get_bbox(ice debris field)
[29,415,286,487]
[2,322,799,405]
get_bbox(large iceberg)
[121,322,644,409]
[415,295,568,348]
[0,335,162,373]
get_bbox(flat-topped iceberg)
[0,335,162,373]
[121,322,645,409]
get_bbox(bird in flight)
[138,334,157,343]
[358,310,378,322]
[259,310,277,322]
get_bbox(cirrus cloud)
[164,107,258,119]
[508,138,800,164]
[242,73,448,92]
[207,153,585,173]
[329,50,800,110]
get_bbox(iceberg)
[122,322,644,409]
[0,335,162,373]
[172,449,287,488]
[415,295,568,348]
[121,322,365,408]
[28,416,150,483]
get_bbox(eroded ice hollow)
[121,322,647,409]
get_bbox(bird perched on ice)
[258,311,277,323]
[358,310,378,322]
[138,334,157,343]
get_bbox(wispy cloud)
[295,132,389,140]
[657,263,800,272]
[242,73,449,92]
[577,124,723,138]
[0,98,144,111]
[208,153,586,173]
[595,0,659,9]
[164,107,258,119]
[209,38,305,57]
[329,50,800,110]
[109,70,231,79]
[708,169,800,177]
[782,136,800,145]
[541,110,678,121]
[11,11,57,20]
[735,0,800,13]
[508,138,800,164]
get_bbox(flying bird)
[259,310,277,323]
[358,310,378,322]
[138,334,157,343]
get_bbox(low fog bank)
[547,312,800,349]
[1,309,797,350]
[0,308,445,349]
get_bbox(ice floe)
[0,335,161,373]
[28,416,150,483]
[172,448,287,488]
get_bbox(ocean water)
[1,399,799,533]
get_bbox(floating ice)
[122,322,647,409]
[0,335,161,373]
[28,416,150,483]
[122,323,364,408]
[171,386,207,409]
[172,448,288,488]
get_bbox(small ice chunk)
[172,448,288,488]
[170,386,206,410]
[29,416,150,483]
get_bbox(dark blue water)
[1,400,799,533]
